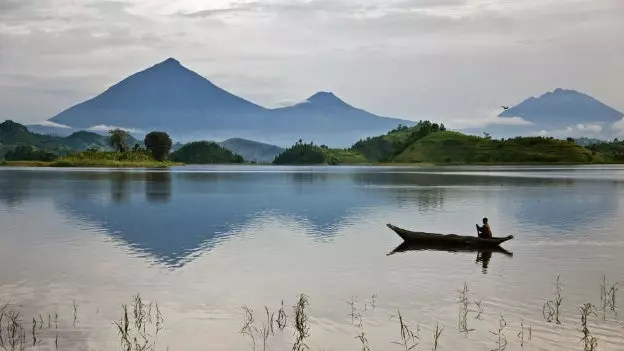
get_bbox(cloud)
[447,109,533,129]
[32,120,72,129]
[87,125,143,134]
[576,123,603,133]
[613,118,624,136]
[536,123,607,138]
[0,0,623,126]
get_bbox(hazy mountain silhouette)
[499,88,623,128]
[46,58,412,147]
[217,138,284,163]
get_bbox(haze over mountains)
[26,58,624,145]
[477,88,624,138]
[41,58,412,147]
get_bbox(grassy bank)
[51,150,181,168]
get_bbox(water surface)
[0,165,623,350]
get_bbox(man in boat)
[476,218,492,239]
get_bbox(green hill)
[586,140,624,163]
[170,141,245,164]
[351,122,446,162]
[274,121,608,165]
[272,142,367,165]
[0,120,138,160]
[394,131,597,164]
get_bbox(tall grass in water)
[241,302,289,351]
[543,275,563,324]
[457,282,475,334]
[489,315,508,351]
[580,303,598,351]
[114,293,164,351]
[599,275,619,320]
[432,322,443,350]
[0,305,26,351]
[517,320,531,348]
[392,310,420,351]
[292,294,310,351]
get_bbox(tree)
[109,129,130,152]
[144,131,172,161]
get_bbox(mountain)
[45,58,412,147]
[0,120,118,158]
[218,138,284,163]
[499,88,623,128]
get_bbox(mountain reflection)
[0,167,620,267]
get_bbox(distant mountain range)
[499,88,623,128]
[474,88,624,138]
[36,58,412,147]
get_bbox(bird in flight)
[501,105,510,110]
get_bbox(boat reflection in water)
[387,241,513,274]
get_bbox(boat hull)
[387,224,513,248]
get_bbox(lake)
[0,165,623,350]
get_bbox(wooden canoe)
[387,224,513,248]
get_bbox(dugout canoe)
[387,224,513,248]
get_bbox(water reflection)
[145,171,172,203]
[0,167,621,268]
[388,242,513,274]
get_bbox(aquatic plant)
[489,314,507,351]
[114,293,163,351]
[580,303,598,351]
[432,322,443,350]
[458,283,475,334]
[292,294,310,351]
[392,310,419,351]
[600,275,619,320]
[543,275,563,324]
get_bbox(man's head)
[483,217,488,224]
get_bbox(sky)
[1,0,623,131]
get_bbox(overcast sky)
[1,0,623,129]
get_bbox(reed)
[114,294,163,351]
[458,282,474,334]
[392,310,419,351]
[600,275,619,320]
[292,294,310,351]
[489,315,507,351]
[432,322,443,351]
[543,275,563,324]
[580,303,598,351]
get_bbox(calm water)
[0,165,623,350]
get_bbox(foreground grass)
[0,274,618,351]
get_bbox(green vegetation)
[51,150,179,168]
[272,141,368,165]
[170,141,245,164]
[586,139,624,163]
[351,122,446,162]
[144,131,173,161]
[394,132,596,164]
[273,121,609,165]
[0,120,139,162]
[109,129,131,152]
[4,145,57,162]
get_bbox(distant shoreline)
[2,160,622,169]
